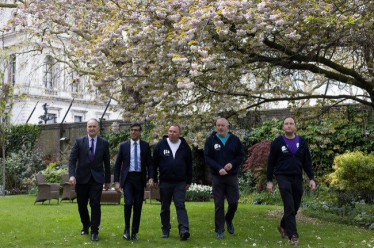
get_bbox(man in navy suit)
[114,123,154,241]
[69,118,111,242]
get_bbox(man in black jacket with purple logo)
[204,118,245,239]
[153,125,193,241]
[267,117,316,246]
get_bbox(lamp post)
[38,103,56,124]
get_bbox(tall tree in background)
[5,0,374,137]
[0,49,14,195]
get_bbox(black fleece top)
[204,131,245,176]
[153,135,193,184]
[267,135,314,182]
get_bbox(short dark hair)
[130,123,142,131]
[283,116,296,125]
[170,124,181,133]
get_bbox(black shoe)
[131,233,138,241]
[81,228,89,235]
[180,230,190,241]
[91,233,99,242]
[123,229,130,240]
[161,230,169,238]
[216,231,224,239]
[226,220,234,234]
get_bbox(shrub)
[242,140,271,192]
[0,146,45,191]
[327,151,374,203]
[186,183,212,202]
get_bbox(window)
[43,56,54,88]
[74,116,82,123]
[46,114,57,124]
[9,54,16,85]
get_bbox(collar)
[131,139,140,146]
[88,135,98,142]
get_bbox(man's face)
[283,118,296,134]
[216,119,229,137]
[130,126,142,141]
[87,120,99,138]
[168,126,181,143]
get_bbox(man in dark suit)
[114,123,154,241]
[69,118,111,242]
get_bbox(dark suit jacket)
[113,140,153,188]
[69,136,111,184]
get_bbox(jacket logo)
[163,149,171,156]
[281,146,288,153]
[297,143,299,148]
[214,144,221,150]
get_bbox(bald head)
[216,118,229,137]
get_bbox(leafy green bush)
[238,170,255,196]
[0,146,45,191]
[6,124,40,155]
[186,183,212,202]
[327,151,374,203]
[247,106,374,178]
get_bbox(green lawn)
[0,195,372,248]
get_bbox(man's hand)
[224,163,233,171]
[103,183,111,191]
[69,176,76,186]
[186,184,190,191]
[219,168,228,176]
[115,182,121,193]
[309,180,316,190]
[267,182,274,193]
[149,178,154,188]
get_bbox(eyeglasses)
[130,129,141,132]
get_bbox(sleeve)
[152,143,160,183]
[113,144,123,183]
[267,140,276,182]
[230,137,245,169]
[69,139,79,178]
[302,140,314,180]
[204,137,223,172]
[145,143,154,180]
[104,140,111,184]
[186,145,193,185]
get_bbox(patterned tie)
[134,142,138,171]
[90,138,94,162]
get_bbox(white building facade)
[1,4,120,125]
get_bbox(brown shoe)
[288,235,299,246]
[277,225,287,239]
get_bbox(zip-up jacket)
[204,131,245,176]
[153,135,193,184]
[267,135,314,182]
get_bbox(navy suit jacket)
[113,140,153,188]
[69,136,111,184]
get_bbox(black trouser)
[123,172,144,234]
[75,176,103,234]
[276,175,303,238]
[212,174,239,233]
[159,181,189,233]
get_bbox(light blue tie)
[134,142,138,171]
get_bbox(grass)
[0,195,373,248]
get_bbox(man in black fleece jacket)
[204,118,245,239]
[267,117,316,246]
[153,125,193,241]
